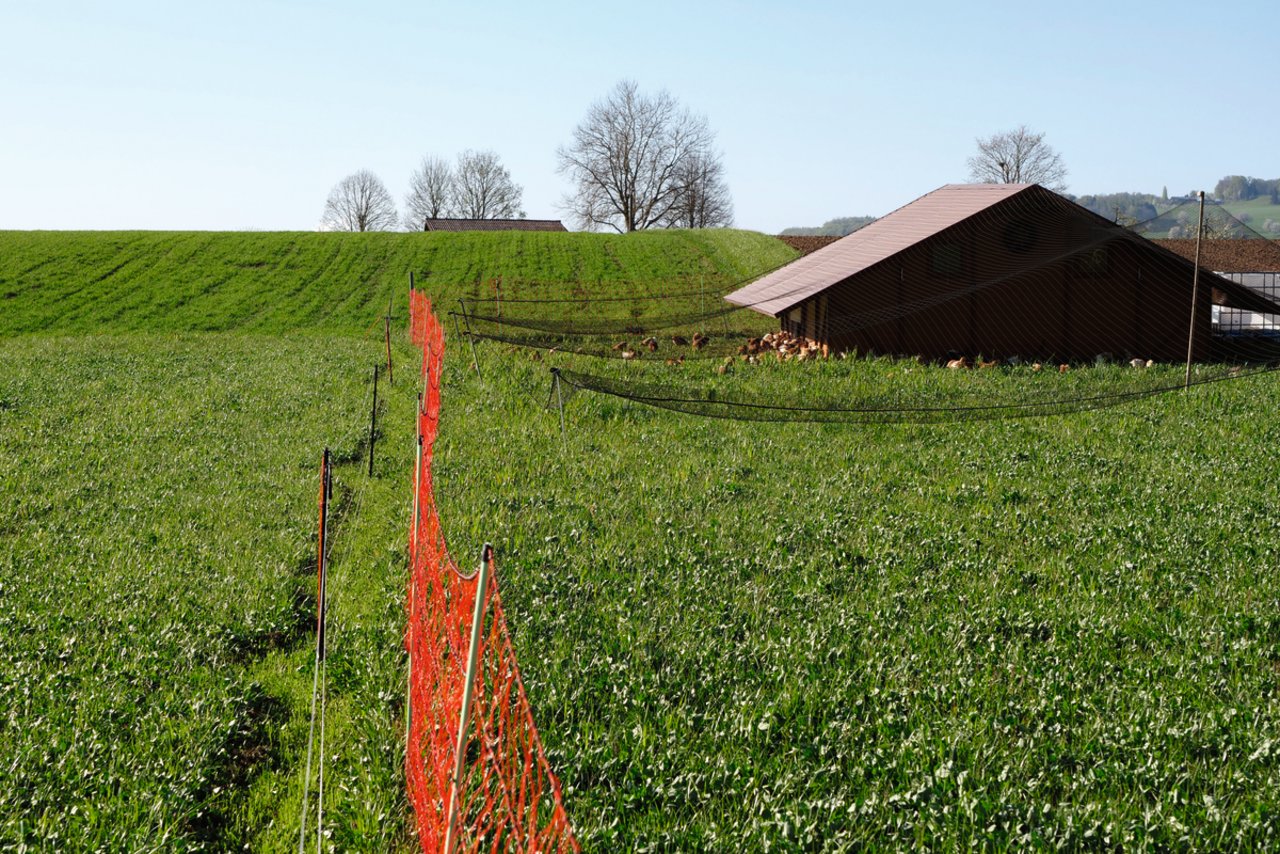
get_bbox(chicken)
[612,341,628,351]
[946,357,970,370]
[641,336,658,352]
[671,335,689,346]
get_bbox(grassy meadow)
[1221,197,1280,233]
[433,346,1280,849]
[6,225,1280,849]
[0,228,793,850]
[0,229,792,338]
[0,334,421,851]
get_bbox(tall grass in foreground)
[0,334,418,851]
[434,342,1280,850]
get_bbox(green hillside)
[0,230,796,336]
[0,227,794,849]
[8,225,1280,849]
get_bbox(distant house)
[422,218,567,233]
[726,183,1280,362]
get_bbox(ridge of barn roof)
[726,183,1037,316]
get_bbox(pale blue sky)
[2,1,1275,232]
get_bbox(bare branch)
[557,80,733,232]
[321,169,399,232]
[404,155,455,230]
[452,150,524,220]
[660,148,734,229]
[966,125,1068,192]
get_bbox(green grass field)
[0,228,794,850]
[6,227,1280,849]
[0,334,422,850]
[1220,198,1280,234]
[435,347,1280,849]
[0,230,795,338]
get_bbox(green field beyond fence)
[5,228,1280,849]
[0,230,796,337]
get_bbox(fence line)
[405,290,578,853]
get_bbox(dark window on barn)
[1001,220,1039,254]
[785,305,802,336]
[1071,246,1109,277]
[931,244,965,277]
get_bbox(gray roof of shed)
[423,218,566,232]
[726,183,1034,316]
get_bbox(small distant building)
[727,183,1280,362]
[422,218,567,233]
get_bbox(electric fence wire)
[434,194,1280,424]
[455,216,1280,354]
[552,362,1280,424]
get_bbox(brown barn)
[422,218,567,232]
[728,184,1280,362]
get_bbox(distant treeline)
[780,215,876,237]
[784,175,1279,236]
[1213,175,1280,203]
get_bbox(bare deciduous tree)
[661,149,733,229]
[403,155,454,230]
[966,125,1067,191]
[452,150,524,219]
[321,169,399,232]
[557,80,728,232]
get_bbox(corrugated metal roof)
[726,184,1035,316]
[423,218,567,232]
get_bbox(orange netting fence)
[406,290,579,853]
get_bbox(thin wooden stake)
[553,369,567,444]
[315,451,331,853]
[1185,190,1206,390]
[494,276,502,335]
[385,315,394,386]
[299,448,331,854]
[368,365,379,477]
[443,544,494,854]
[459,298,482,379]
[406,431,422,760]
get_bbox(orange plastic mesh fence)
[405,290,579,853]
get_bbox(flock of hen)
[596,330,1159,374]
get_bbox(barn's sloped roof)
[423,218,567,232]
[728,184,1034,316]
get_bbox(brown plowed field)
[775,235,841,255]
[1152,239,1280,272]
